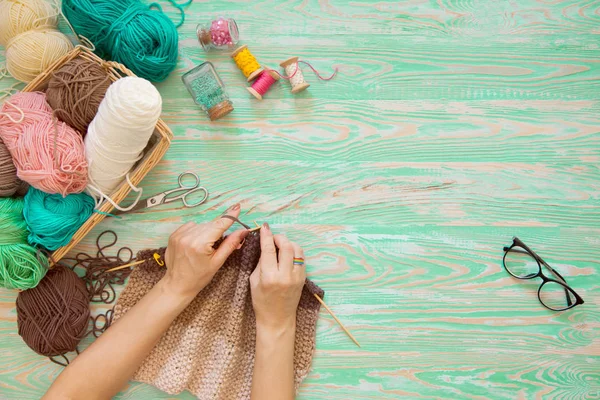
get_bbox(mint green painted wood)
[1,0,599,399]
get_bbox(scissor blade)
[112,198,152,216]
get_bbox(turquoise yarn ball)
[62,0,179,82]
[23,188,95,251]
[0,197,48,290]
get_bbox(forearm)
[44,277,194,400]
[251,320,297,400]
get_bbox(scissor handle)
[178,172,200,189]
[181,186,209,208]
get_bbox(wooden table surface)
[1,1,599,399]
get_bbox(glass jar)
[182,62,234,121]
[196,17,239,51]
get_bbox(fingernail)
[263,222,270,231]
[224,203,240,213]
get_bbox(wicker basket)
[21,46,173,264]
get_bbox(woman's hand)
[163,204,249,299]
[250,223,306,331]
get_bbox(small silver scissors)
[114,172,209,215]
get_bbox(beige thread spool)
[231,44,263,82]
[280,56,310,94]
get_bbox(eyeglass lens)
[539,281,577,311]
[504,246,539,278]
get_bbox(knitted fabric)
[113,232,324,399]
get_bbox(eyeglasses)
[502,237,584,311]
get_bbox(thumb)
[212,228,249,268]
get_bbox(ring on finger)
[293,257,305,267]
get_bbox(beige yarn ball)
[0,0,58,46]
[5,29,74,83]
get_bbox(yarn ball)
[62,0,178,82]
[86,76,161,196]
[0,92,89,196]
[0,0,58,46]
[24,188,95,251]
[16,264,90,358]
[5,29,74,83]
[0,197,48,290]
[0,137,23,197]
[46,58,112,135]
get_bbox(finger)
[291,242,307,281]
[212,228,249,268]
[259,223,278,272]
[273,234,294,274]
[206,203,242,241]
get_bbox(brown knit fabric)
[113,232,323,399]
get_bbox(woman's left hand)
[163,204,249,298]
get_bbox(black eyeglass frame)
[502,237,584,311]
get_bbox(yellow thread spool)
[231,44,263,82]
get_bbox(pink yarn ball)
[0,92,88,196]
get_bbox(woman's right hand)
[249,223,306,331]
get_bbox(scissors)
[114,172,209,215]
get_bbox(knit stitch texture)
[113,232,324,399]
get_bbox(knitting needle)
[248,220,261,232]
[313,294,361,348]
[105,259,146,273]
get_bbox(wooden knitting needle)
[313,294,361,348]
[105,259,146,273]
[249,221,262,232]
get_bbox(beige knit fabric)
[113,232,324,399]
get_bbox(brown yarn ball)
[0,136,23,197]
[46,58,111,135]
[16,265,90,359]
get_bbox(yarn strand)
[86,174,144,212]
[149,0,192,28]
[271,61,338,81]
[0,101,25,123]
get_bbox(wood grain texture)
[1,0,599,399]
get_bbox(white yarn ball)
[85,76,162,197]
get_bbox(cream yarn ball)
[0,0,73,83]
[5,29,74,83]
[0,0,58,46]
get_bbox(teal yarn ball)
[62,0,179,82]
[0,198,48,290]
[24,188,95,251]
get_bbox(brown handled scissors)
[113,172,209,215]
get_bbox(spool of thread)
[0,197,48,290]
[46,58,111,135]
[247,70,280,100]
[182,62,234,121]
[85,77,162,196]
[0,92,89,196]
[16,264,89,362]
[197,17,239,51]
[62,0,180,82]
[231,45,263,82]
[0,137,24,197]
[0,0,74,83]
[280,57,310,94]
[24,188,95,251]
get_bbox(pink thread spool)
[247,70,280,100]
[196,17,239,51]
